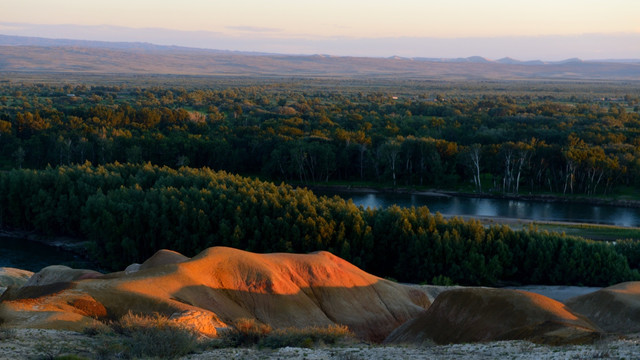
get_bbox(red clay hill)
[384,288,601,345]
[0,247,429,342]
[4,247,630,345]
[565,281,640,334]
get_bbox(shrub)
[217,318,354,349]
[217,318,272,347]
[431,275,456,286]
[94,311,200,359]
[259,324,354,348]
[0,326,16,341]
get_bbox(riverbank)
[306,184,640,209]
[437,214,640,240]
[308,184,640,238]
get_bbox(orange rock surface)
[384,288,601,345]
[0,247,429,342]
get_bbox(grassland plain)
[2,42,640,80]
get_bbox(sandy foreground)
[0,285,610,359]
[185,339,640,360]
[2,329,640,360]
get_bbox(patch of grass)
[431,275,456,286]
[216,318,355,349]
[85,314,355,357]
[535,223,640,241]
[33,341,75,360]
[260,324,354,348]
[610,186,640,201]
[88,311,201,360]
[0,325,16,341]
[215,318,273,347]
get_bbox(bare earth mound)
[0,267,33,295]
[0,247,428,342]
[384,288,601,345]
[565,281,640,333]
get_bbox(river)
[314,189,640,227]
[0,236,96,272]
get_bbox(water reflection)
[475,199,498,217]
[614,210,635,227]
[359,194,380,209]
[0,237,95,272]
[318,190,640,228]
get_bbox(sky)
[1,0,639,60]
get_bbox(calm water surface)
[0,236,94,272]
[316,190,640,228]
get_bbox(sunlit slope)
[384,288,601,345]
[0,247,429,342]
[0,267,33,294]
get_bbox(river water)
[315,190,640,228]
[0,236,95,272]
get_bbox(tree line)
[0,163,637,286]
[1,82,639,195]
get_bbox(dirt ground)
[184,337,640,360]
[2,328,640,360]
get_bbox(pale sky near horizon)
[1,0,639,59]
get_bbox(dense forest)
[0,163,638,286]
[0,78,639,196]
[1,77,640,286]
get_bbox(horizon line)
[0,24,639,62]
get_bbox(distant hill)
[1,34,639,80]
[0,34,272,55]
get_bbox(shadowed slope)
[0,268,33,288]
[565,282,640,333]
[384,288,601,345]
[0,247,429,342]
[0,267,33,295]
[139,249,189,270]
[23,265,102,287]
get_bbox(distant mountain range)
[0,34,271,55]
[1,34,639,80]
